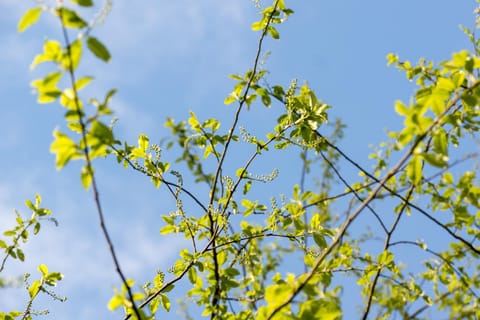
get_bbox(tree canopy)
[1,1,479,319]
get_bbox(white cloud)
[90,0,252,84]
[0,1,261,317]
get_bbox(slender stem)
[300,150,309,273]
[204,1,281,316]
[319,150,389,234]
[56,4,141,319]
[361,184,414,320]
[266,79,480,319]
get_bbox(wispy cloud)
[0,1,259,318]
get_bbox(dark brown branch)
[266,79,480,319]
[390,240,479,299]
[314,128,480,255]
[361,183,415,320]
[206,2,281,317]
[56,4,141,319]
[318,150,389,234]
[110,145,209,214]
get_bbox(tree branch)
[57,4,141,319]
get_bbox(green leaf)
[243,180,252,195]
[39,90,62,103]
[90,120,114,144]
[313,233,327,248]
[138,134,149,151]
[25,199,35,210]
[107,295,123,311]
[224,94,237,105]
[150,297,160,314]
[33,222,41,235]
[31,71,63,103]
[38,264,48,276]
[56,8,88,29]
[80,165,93,189]
[268,26,280,39]
[18,7,42,32]
[241,199,255,216]
[160,294,171,311]
[408,155,423,184]
[188,111,201,131]
[160,225,176,235]
[236,167,246,178]
[28,280,41,298]
[394,100,410,116]
[251,21,264,31]
[386,53,398,66]
[298,300,342,320]
[187,266,197,284]
[45,272,63,286]
[377,251,394,266]
[203,145,214,158]
[16,249,25,261]
[3,231,16,237]
[421,152,448,168]
[50,130,81,169]
[75,76,93,91]
[31,40,63,68]
[442,172,454,184]
[35,193,42,206]
[71,0,94,7]
[87,37,111,62]
[265,283,291,308]
[256,87,271,107]
[62,39,83,70]
[60,88,81,110]
[433,129,448,156]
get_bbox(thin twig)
[206,2,281,316]
[56,4,141,319]
[125,1,282,317]
[266,79,480,319]
[361,184,414,320]
[319,150,389,234]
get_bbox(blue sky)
[0,1,478,319]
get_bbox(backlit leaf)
[18,7,42,32]
[56,8,87,29]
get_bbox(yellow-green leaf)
[31,40,62,68]
[160,294,171,312]
[394,100,410,116]
[224,94,237,105]
[18,7,42,32]
[50,130,81,169]
[28,280,41,298]
[38,264,48,276]
[408,155,423,184]
[107,295,124,311]
[138,134,149,151]
[251,20,264,31]
[56,8,87,29]
[61,39,83,71]
[80,165,93,189]
[188,111,201,131]
[75,76,93,91]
